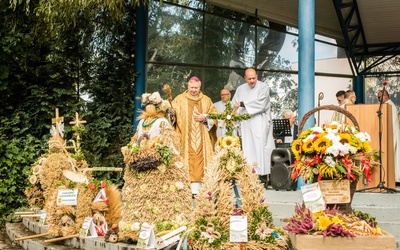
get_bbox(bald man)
[232,68,275,183]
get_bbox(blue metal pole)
[298,0,315,130]
[353,75,364,104]
[133,3,147,131]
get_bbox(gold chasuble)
[172,91,217,182]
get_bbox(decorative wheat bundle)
[119,125,193,243]
[189,147,290,250]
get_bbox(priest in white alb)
[378,89,400,182]
[232,68,275,183]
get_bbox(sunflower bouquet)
[290,122,379,184]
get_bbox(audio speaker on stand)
[270,148,297,191]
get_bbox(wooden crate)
[289,231,395,250]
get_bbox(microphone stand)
[357,85,397,193]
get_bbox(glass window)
[148,2,203,65]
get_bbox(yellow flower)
[317,216,331,230]
[221,136,236,148]
[302,139,314,154]
[331,216,344,226]
[339,133,352,145]
[313,137,330,153]
[291,140,302,160]
[362,141,372,153]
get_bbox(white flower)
[323,155,336,167]
[149,92,162,104]
[355,131,371,142]
[226,115,232,120]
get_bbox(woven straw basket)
[298,104,360,133]
[298,105,360,214]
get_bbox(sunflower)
[313,137,330,153]
[302,139,314,154]
[339,133,352,145]
[221,136,237,148]
[291,140,302,160]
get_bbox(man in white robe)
[232,68,275,179]
[378,90,400,182]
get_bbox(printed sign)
[229,216,248,242]
[301,182,325,213]
[56,189,78,206]
[79,217,98,238]
[137,223,156,249]
[319,180,351,204]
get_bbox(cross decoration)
[51,108,64,138]
[207,99,250,136]
[70,112,87,128]
[69,112,86,152]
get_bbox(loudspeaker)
[270,148,297,191]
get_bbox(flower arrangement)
[284,203,383,237]
[290,122,379,184]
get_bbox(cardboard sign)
[229,216,248,242]
[137,224,156,249]
[56,188,78,206]
[79,217,98,238]
[301,182,325,213]
[38,212,47,226]
[319,180,351,204]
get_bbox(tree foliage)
[0,0,137,225]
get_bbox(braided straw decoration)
[298,105,360,133]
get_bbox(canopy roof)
[207,0,400,75]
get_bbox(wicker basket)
[298,105,360,214]
[298,105,360,133]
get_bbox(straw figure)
[119,92,193,243]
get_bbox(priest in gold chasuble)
[172,76,217,194]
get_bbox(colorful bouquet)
[284,203,383,237]
[290,122,379,184]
